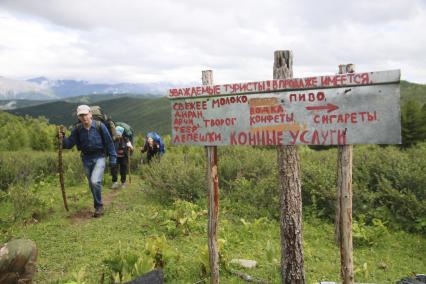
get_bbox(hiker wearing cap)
[59,105,117,217]
[111,126,134,189]
[0,239,37,283]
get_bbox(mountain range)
[0,76,180,100]
[7,96,171,136]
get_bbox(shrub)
[140,147,205,204]
[143,143,425,234]
[8,183,49,222]
[0,112,57,151]
[0,151,85,192]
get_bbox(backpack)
[146,132,165,155]
[89,105,117,140]
[115,122,135,144]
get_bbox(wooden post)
[58,126,69,211]
[203,70,220,284]
[336,64,354,284]
[274,50,305,284]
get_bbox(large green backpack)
[89,106,117,140]
[115,121,134,144]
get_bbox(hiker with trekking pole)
[58,105,117,218]
[110,126,134,189]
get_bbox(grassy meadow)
[0,143,425,283]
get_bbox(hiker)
[59,105,117,217]
[0,239,37,284]
[111,126,134,189]
[141,136,161,164]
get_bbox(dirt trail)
[68,187,122,224]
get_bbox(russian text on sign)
[169,70,401,145]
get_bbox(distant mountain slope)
[0,99,53,110]
[0,75,182,100]
[62,93,158,104]
[7,96,171,136]
[26,77,175,98]
[0,77,57,100]
[0,93,159,110]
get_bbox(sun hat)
[76,105,91,116]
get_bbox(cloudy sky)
[0,0,425,85]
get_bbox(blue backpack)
[146,132,165,155]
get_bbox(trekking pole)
[128,152,132,184]
[58,125,69,211]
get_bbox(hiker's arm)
[140,143,147,153]
[62,128,78,149]
[126,141,134,152]
[100,123,117,164]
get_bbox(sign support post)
[336,64,354,284]
[274,50,306,283]
[203,70,220,284]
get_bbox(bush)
[141,142,425,234]
[0,112,57,151]
[140,147,205,204]
[0,151,85,192]
[352,144,426,233]
[8,183,49,222]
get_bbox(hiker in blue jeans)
[60,105,117,217]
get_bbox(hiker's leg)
[111,163,118,183]
[82,158,96,208]
[120,158,128,183]
[90,157,106,209]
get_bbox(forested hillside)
[400,80,426,105]
[8,96,170,135]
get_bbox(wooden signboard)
[169,70,401,145]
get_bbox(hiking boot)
[121,183,126,189]
[93,207,104,218]
[111,182,119,189]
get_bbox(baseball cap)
[77,105,91,116]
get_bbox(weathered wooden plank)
[171,83,401,145]
[169,69,400,98]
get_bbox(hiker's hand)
[58,131,65,139]
[58,125,66,139]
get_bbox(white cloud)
[0,0,425,84]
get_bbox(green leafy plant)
[144,235,176,269]
[199,238,229,278]
[103,241,155,283]
[161,199,206,237]
[353,217,389,247]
